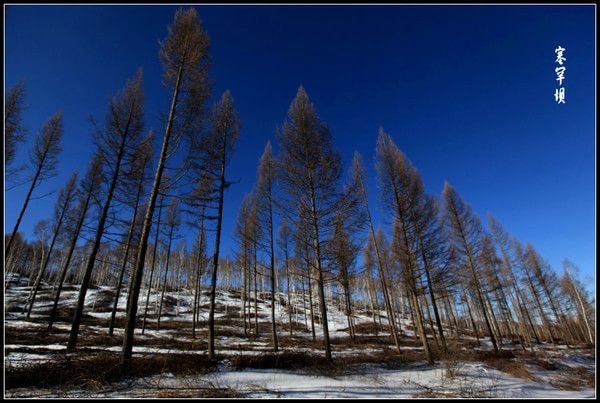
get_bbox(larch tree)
[205,90,240,359]
[108,133,153,335]
[6,112,63,261]
[561,259,594,346]
[122,8,211,368]
[141,195,165,334]
[276,86,347,361]
[25,171,78,317]
[375,131,434,361]
[352,152,402,351]
[512,237,555,344]
[442,181,500,352]
[488,214,540,346]
[256,142,279,351]
[68,70,144,351]
[156,198,181,330]
[189,178,211,338]
[277,222,294,337]
[5,81,27,167]
[330,212,360,340]
[48,154,103,330]
[234,193,255,337]
[524,243,575,345]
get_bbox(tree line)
[4,8,595,372]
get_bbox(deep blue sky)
[5,5,596,292]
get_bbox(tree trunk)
[69,106,135,351]
[142,197,164,334]
[48,191,93,331]
[109,181,143,335]
[122,62,183,368]
[207,131,228,360]
[25,193,70,318]
[157,225,174,330]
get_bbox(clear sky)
[4,5,596,293]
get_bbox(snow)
[4,277,596,398]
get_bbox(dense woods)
[4,8,595,379]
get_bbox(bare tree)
[353,151,406,349]
[205,91,240,359]
[25,171,78,317]
[6,112,63,260]
[48,154,103,330]
[488,214,540,346]
[561,259,594,346]
[442,181,500,352]
[67,71,144,350]
[122,8,211,368]
[5,81,27,167]
[234,194,255,337]
[278,222,294,337]
[256,142,279,351]
[141,195,165,334]
[108,134,153,335]
[375,131,437,359]
[154,199,180,329]
[276,86,348,361]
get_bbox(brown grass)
[5,352,217,390]
[155,387,240,398]
[459,349,533,380]
[229,350,335,372]
[548,366,595,391]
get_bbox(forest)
[4,8,596,399]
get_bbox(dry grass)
[548,366,595,391]
[336,321,388,335]
[230,350,333,370]
[5,352,217,391]
[459,349,533,381]
[155,387,240,398]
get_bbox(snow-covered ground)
[4,274,596,398]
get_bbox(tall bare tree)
[122,8,211,367]
[108,134,153,335]
[5,81,27,167]
[561,259,594,346]
[277,86,348,361]
[25,171,78,317]
[205,91,240,359]
[156,198,181,330]
[351,152,402,350]
[141,195,165,334]
[376,130,436,358]
[442,181,500,352]
[256,142,279,351]
[6,112,63,260]
[48,154,103,330]
[488,214,539,346]
[68,71,144,350]
[278,222,294,337]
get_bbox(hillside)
[4,274,595,398]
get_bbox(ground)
[4,274,596,398]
